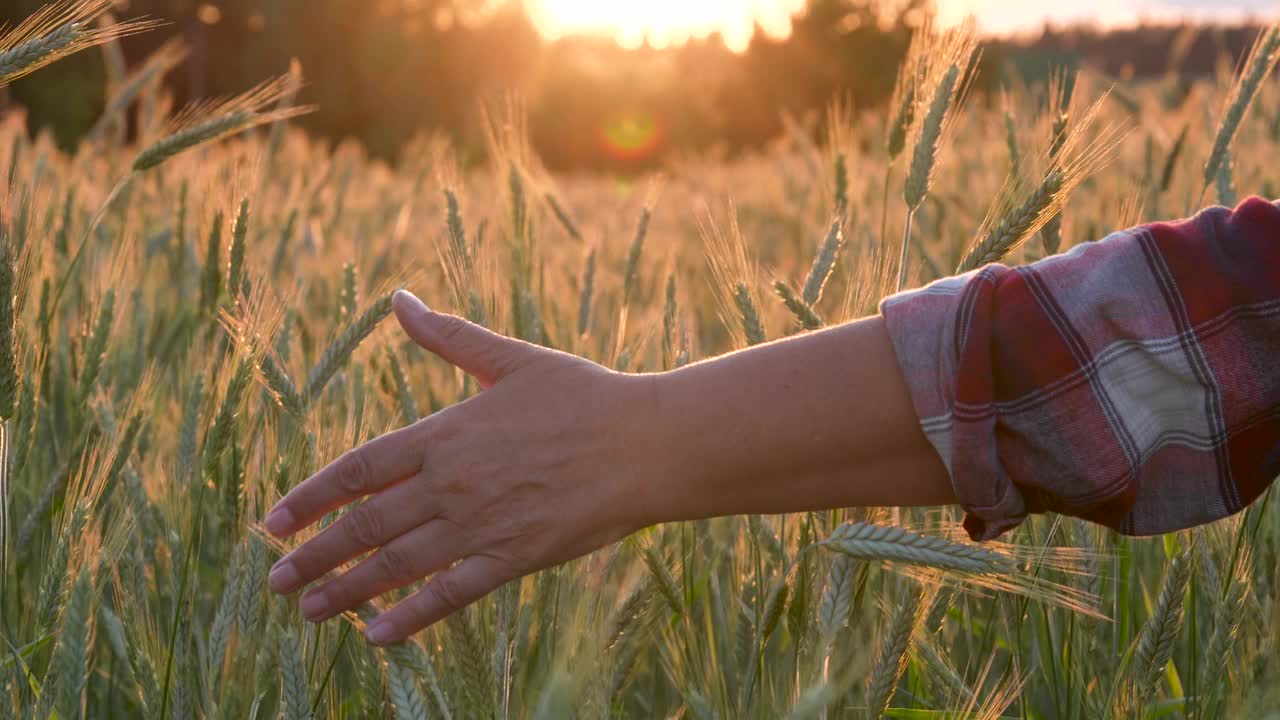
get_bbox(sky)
[525,0,1280,50]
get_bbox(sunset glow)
[526,0,1280,48]
[526,0,806,52]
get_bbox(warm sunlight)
[526,0,1280,46]
[526,0,806,52]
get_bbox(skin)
[266,289,955,646]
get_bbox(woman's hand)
[265,289,955,646]
[265,290,663,646]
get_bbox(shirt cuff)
[879,270,1028,541]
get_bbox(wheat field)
[4,2,1280,718]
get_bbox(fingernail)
[300,591,330,621]
[392,289,429,314]
[365,620,394,645]
[269,560,301,594]
[264,506,295,536]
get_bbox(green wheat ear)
[1204,25,1280,190]
[304,293,395,405]
[133,75,315,172]
[0,0,158,86]
[904,63,960,213]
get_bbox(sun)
[525,0,805,52]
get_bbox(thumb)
[392,290,534,388]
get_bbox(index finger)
[264,420,429,536]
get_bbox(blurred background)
[3,0,1278,172]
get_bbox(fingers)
[265,420,428,537]
[364,555,509,645]
[297,520,461,623]
[393,289,535,389]
[268,478,428,595]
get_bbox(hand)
[265,290,661,645]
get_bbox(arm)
[265,196,1280,645]
[643,314,955,520]
[265,291,953,645]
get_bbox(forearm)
[635,314,954,524]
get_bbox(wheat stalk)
[132,74,315,172]
[1215,149,1237,206]
[958,170,1064,272]
[577,247,596,337]
[304,292,394,405]
[962,92,1126,273]
[444,188,471,272]
[819,553,857,654]
[802,219,844,307]
[279,630,312,720]
[1004,106,1020,173]
[228,198,250,301]
[339,262,359,319]
[236,534,268,646]
[641,544,683,615]
[201,211,225,313]
[1159,123,1189,194]
[90,37,188,139]
[259,352,304,417]
[77,289,115,401]
[1198,548,1251,717]
[886,78,916,163]
[734,282,766,346]
[448,611,498,716]
[0,0,156,85]
[1133,550,1192,705]
[622,207,651,307]
[204,356,254,477]
[661,275,678,368]
[774,280,823,330]
[1203,25,1280,190]
[819,521,1014,575]
[833,152,849,220]
[1039,71,1075,255]
[904,64,961,214]
[206,550,240,684]
[0,226,16,593]
[864,587,923,718]
[265,58,304,176]
[175,373,204,485]
[49,565,95,719]
[385,347,419,424]
[546,192,583,242]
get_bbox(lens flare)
[597,111,663,161]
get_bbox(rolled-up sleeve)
[880,197,1280,541]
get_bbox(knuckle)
[429,573,468,614]
[335,451,371,494]
[375,545,417,584]
[343,503,384,549]
[321,582,350,610]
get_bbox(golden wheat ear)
[0,0,160,86]
[132,74,317,172]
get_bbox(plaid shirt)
[881,197,1280,541]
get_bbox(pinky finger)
[363,555,508,646]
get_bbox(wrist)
[608,369,696,530]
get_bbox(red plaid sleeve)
[880,197,1280,541]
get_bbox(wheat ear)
[1133,550,1192,705]
[133,74,315,172]
[1203,25,1280,190]
[0,0,157,85]
[865,587,923,718]
[303,293,394,405]
[957,170,1064,272]
[820,521,1014,575]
